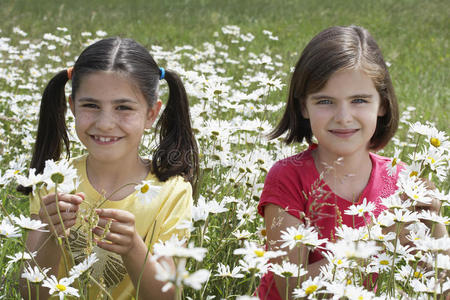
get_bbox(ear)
[68,95,75,115]
[145,100,162,129]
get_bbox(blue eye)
[352,98,368,103]
[117,105,132,111]
[317,99,332,104]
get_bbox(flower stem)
[389,222,401,297]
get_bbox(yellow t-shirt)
[30,154,192,299]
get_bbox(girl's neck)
[86,154,149,201]
[312,147,373,202]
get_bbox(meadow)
[0,0,449,299]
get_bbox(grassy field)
[0,0,449,299]
[2,0,449,127]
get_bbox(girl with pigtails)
[19,37,198,299]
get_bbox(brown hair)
[270,25,398,150]
[18,37,199,194]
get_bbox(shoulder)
[154,175,193,204]
[266,150,313,183]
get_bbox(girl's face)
[302,68,385,160]
[69,71,161,165]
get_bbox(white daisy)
[69,253,99,277]
[215,263,244,278]
[42,275,79,300]
[344,198,376,217]
[12,215,48,231]
[270,260,306,278]
[135,180,162,205]
[21,265,50,283]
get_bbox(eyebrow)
[77,97,138,104]
[310,94,374,100]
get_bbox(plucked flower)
[42,275,79,300]
[42,159,79,193]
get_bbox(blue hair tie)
[159,67,165,80]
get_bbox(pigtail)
[17,70,70,194]
[152,69,199,192]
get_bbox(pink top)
[257,145,401,300]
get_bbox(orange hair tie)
[67,67,73,80]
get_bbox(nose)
[334,103,353,124]
[95,110,116,131]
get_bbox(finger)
[42,201,80,217]
[96,209,135,223]
[42,193,83,206]
[96,218,133,234]
[95,239,127,255]
[93,228,131,246]
[48,212,77,225]
[50,219,77,236]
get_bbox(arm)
[94,209,175,300]
[19,193,83,299]
[264,204,327,300]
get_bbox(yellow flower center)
[294,234,304,241]
[254,250,265,257]
[260,229,267,236]
[427,156,436,164]
[305,285,318,295]
[347,279,352,284]
[56,284,66,291]
[14,170,20,175]
[337,259,343,265]
[414,271,423,278]
[413,194,419,200]
[378,236,384,240]
[140,184,149,193]
[380,260,389,265]
[430,137,440,147]
[409,171,418,177]
[359,296,364,300]
[391,158,397,167]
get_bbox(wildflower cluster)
[0,25,448,299]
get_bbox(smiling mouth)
[90,135,122,143]
[329,129,360,137]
